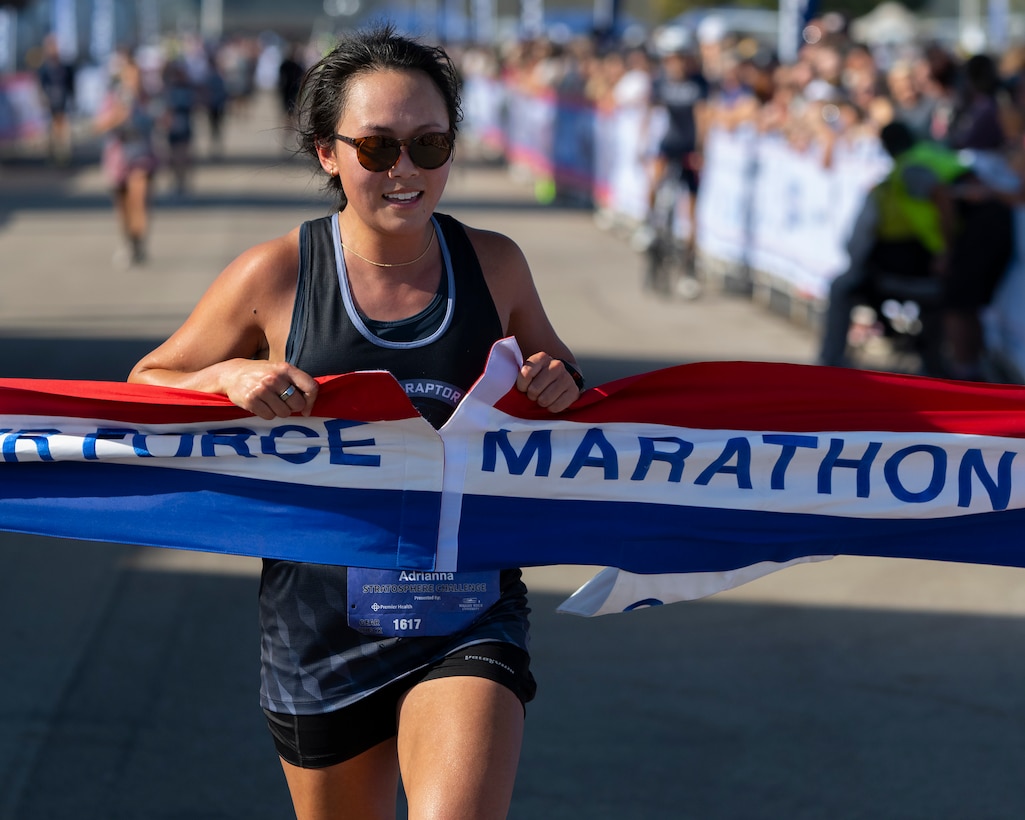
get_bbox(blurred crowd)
[457,15,1025,171]
[450,16,1025,382]
[15,19,1025,284]
[21,30,328,168]
[16,31,332,265]
[20,16,1025,178]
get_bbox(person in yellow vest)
[872,123,965,275]
[818,121,1013,379]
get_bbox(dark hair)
[963,53,1000,96]
[294,24,462,209]
[879,121,916,158]
[924,43,959,91]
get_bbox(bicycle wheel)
[673,244,702,301]
[646,234,675,296]
[649,236,702,300]
[645,170,703,300]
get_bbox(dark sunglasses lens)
[408,134,452,169]
[357,137,401,171]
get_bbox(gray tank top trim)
[330,214,455,350]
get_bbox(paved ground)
[2,94,1025,820]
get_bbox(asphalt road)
[1,93,1024,820]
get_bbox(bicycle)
[641,159,702,300]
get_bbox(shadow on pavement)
[576,354,694,387]
[4,543,1024,819]
[0,337,165,381]
[1,537,291,820]
[522,592,1025,820]
[0,339,693,386]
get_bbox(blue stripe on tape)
[455,494,1025,573]
[0,462,441,569]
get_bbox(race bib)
[347,568,501,637]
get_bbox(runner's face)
[324,69,452,232]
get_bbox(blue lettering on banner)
[959,449,1015,510]
[695,437,752,488]
[562,428,618,479]
[763,434,818,489]
[0,422,1018,513]
[83,428,132,459]
[817,438,881,498]
[201,427,258,458]
[482,429,552,476]
[480,428,1019,512]
[325,419,380,466]
[0,420,385,470]
[624,598,664,611]
[124,431,194,458]
[261,425,319,465]
[884,445,946,503]
[2,429,59,462]
[631,437,693,482]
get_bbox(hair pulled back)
[295,24,462,209]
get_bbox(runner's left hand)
[516,353,582,413]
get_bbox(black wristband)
[556,358,585,391]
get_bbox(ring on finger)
[279,384,297,402]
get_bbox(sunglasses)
[334,132,454,172]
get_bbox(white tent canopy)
[850,1,921,45]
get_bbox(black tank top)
[286,211,502,427]
[259,212,531,716]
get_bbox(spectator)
[918,44,960,142]
[202,52,229,159]
[947,53,1007,152]
[611,46,652,110]
[707,53,759,131]
[162,60,197,195]
[36,33,76,165]
[886,59,935,141]
[278,43,306,127]
[818,121,1013,379]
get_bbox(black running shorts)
[264,641,536,768]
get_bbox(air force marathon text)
[0,419,1017,511]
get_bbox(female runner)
[129,25,583,820]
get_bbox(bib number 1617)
[393,618,422,631]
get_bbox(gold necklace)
[340,230,435,268]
